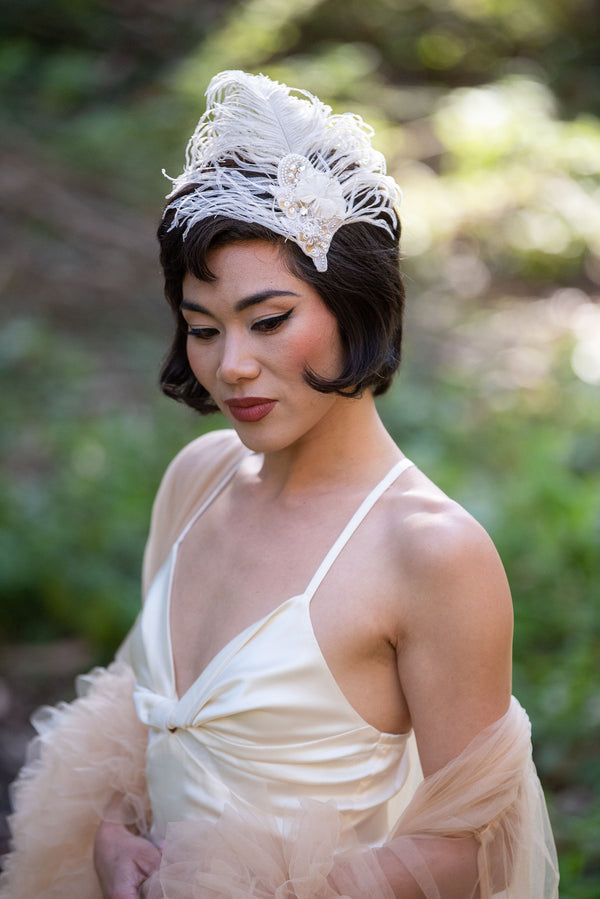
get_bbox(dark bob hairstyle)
[158,185,405,415]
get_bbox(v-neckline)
[166,455,414,702]
[167,566,305,704]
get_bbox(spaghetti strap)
[304,457,414,603]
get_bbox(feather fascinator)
[165,70,401,271]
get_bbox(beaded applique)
[275,154,346,272]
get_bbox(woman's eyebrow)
[181,289,298,315]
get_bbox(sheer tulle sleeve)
[0,662,150,899]
[330,697,559,898]
[141,430,248,595]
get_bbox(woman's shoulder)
[141,429,247,595]
[386,463,513,624]
[384,464,513,773]
[154,427,248,526]
[162,428,247,487]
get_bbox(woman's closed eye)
[252,308,294,333]
[186,326,219,340]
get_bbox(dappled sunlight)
[398,75,600,292]
[570,302,600,385]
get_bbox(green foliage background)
[1,0,599,892]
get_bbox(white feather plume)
[165,70,401,270]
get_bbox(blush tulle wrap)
[1,662,558,898]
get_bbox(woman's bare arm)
[399,506,513,774]
[379,505,513,895]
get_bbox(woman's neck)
[249,393,402,498]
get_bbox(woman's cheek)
[281,323,342,379]
[186,341,213,386]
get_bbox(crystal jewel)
[275,154,347,272]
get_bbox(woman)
[2,71,558,898]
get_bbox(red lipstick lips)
[224,397,277,422]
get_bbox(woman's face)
[181,241,346,453]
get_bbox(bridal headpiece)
[164,70,401,272]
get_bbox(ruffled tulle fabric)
[0,662,150,899]
[143,799,393,899]
[142,698,558,899]
[1,664,558,899]
[332,697,559,898]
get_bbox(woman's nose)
[218,334,260,383]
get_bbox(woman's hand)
[93,819,161,899]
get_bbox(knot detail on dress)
[133,686,180,733]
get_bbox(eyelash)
[186,326,218,340]
[253,308,294,332]
[186,308,294,340]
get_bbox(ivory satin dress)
[129,455,417,848]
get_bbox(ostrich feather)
[165,70,400,270]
